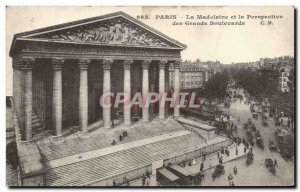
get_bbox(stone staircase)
[6,128,15,145]
[32,111,44,137]
[6,107,15,145]
[7,110,43,144]
[45,133,205,186]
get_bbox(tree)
[202,69,229,101]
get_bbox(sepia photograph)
[5,6,295,187]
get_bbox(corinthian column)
[102,59,113,128]
[142,60,151,121]
[52,58,64,136]
[79,59,90,132]
[159,60,167,119]
[17,57,35,141]
[123,60,133,125]
[174,61,181,117]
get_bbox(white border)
[1,1,298,192]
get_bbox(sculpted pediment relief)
[26,16,179,48]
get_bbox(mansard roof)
[10,11,187,57]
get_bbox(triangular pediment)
[14,12,186,50]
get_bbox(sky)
[6,6,294,95]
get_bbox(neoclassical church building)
[9,11,230,187]
[10,11,186,141]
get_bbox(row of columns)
[13,57,181,141]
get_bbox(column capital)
[52,58,65,70]
[13,57,35,70]
[123,60,133,70]
[79,58,90,70]
[174,60,181,69]
[103,59,113,70]
[142,60,152,69]
[159,60,167,69]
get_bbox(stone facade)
[10,12,186,186]
[169,60,222,91]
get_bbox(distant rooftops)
[169,59,222,72]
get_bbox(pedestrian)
[219,156,223,164]
[112,119,115,127]
[113,179,116,186]
[217,152,220,158]
[203,154,206,161]
[192,158,196,165]
[244,147,247,154]
[281,118,283,124]
[119,135,123,141]
[123,176,127,185]
[236,147,238,156]
[228,173,233,181]
[111,111,115,127]
[146,170,150,179]
[237,136,241,145]
[200,162,204,171]
[142,174,146,186]
[274,159,278,167]
[233,166,238,175]
[226,149,230,157]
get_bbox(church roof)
[10,11,187,57]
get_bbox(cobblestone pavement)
[200,88,294,186]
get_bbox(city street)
[201,87,294,186]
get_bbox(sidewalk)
[127,142,247,186]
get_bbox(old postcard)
[6,6,295,187]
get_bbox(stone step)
[44,133,223,186]
[6,137,15,145]
[6,128,14,132]
[32,121,41,127]
[6,131,15,139]
[32,117,40,123]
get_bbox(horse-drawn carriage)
[246,152,254,166]
[250,124,257,132]
[246,129,254,146]
[242,137,249,149]
[212,165,225,181]
[262,105,268,113]
[275,118,281,126]
[277,132,294,161]
[255,130,261,138]
[262,119,268,127]
[252,112,258,120]
[269,140,277,152]
[262,114,268,121]
[247,118,252,125]
[264,158,276,175]
[256,136,264,150]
